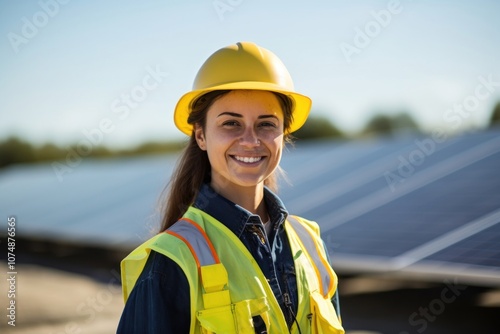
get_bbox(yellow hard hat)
[174,42,312,135]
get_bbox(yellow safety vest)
[121,206,344,334]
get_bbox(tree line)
[0,139,185,169]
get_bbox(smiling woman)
[117,42,345,334]
[195,90,286,212]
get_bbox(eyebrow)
[217,111,279,120]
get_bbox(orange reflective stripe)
[166,218,220,268]
[287,216,334,298]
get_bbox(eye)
[258,121,277,128]
[222,120,240,127]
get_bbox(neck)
[211,181,268,222]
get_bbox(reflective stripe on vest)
[166,218,220,268]
[167,218,231,312]
[287,215,334,298]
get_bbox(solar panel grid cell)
[423,222,500,267]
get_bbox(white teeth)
[234,156,262,163]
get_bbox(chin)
[230,176,268,188]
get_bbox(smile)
[233,155,263,163]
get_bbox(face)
[195,90,284,195]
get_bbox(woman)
[118,42,344,334]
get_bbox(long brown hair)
[159,90,294,231]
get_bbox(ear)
[194,124,207,151]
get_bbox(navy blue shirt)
[117,184,339,333]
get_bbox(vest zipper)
[231,303,239,333]
[282,268,302,334]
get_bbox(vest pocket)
[197,297,270,334]
[309,291,344,334]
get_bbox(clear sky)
[1,0,499,148]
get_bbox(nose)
[239,128,260,147]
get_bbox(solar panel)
[318,150,500,257]
[0,155,175,247]
[280,130,500,285]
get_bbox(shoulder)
[123,231,193,268]
[119,250,191,334]
[182,206,211,225]
[121,229,200,291]
[135,250,188,284]
[287,214,321,236]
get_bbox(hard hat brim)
[174,82,312,136]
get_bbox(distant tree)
[362,112,420,136]
[0,137,36,168]
[364,114,393,135]
[391,113,419,131]
[489,102,500,127]
[34,143,65,161]
[88,145,113,158]
[117,141,185,156]
[133,141,185,154]
[293,115,343,140]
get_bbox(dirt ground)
[0,264,123,334]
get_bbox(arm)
[322,240,341,319]
[117,251,191,333]
[332,289,341,320]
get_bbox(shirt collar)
[193,183,288,237]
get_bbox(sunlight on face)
[195,90,284,197]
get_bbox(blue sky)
[1,0,499,148]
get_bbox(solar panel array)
[279,129,500,286]
[0,155,176,247]
[1,129,499,285]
